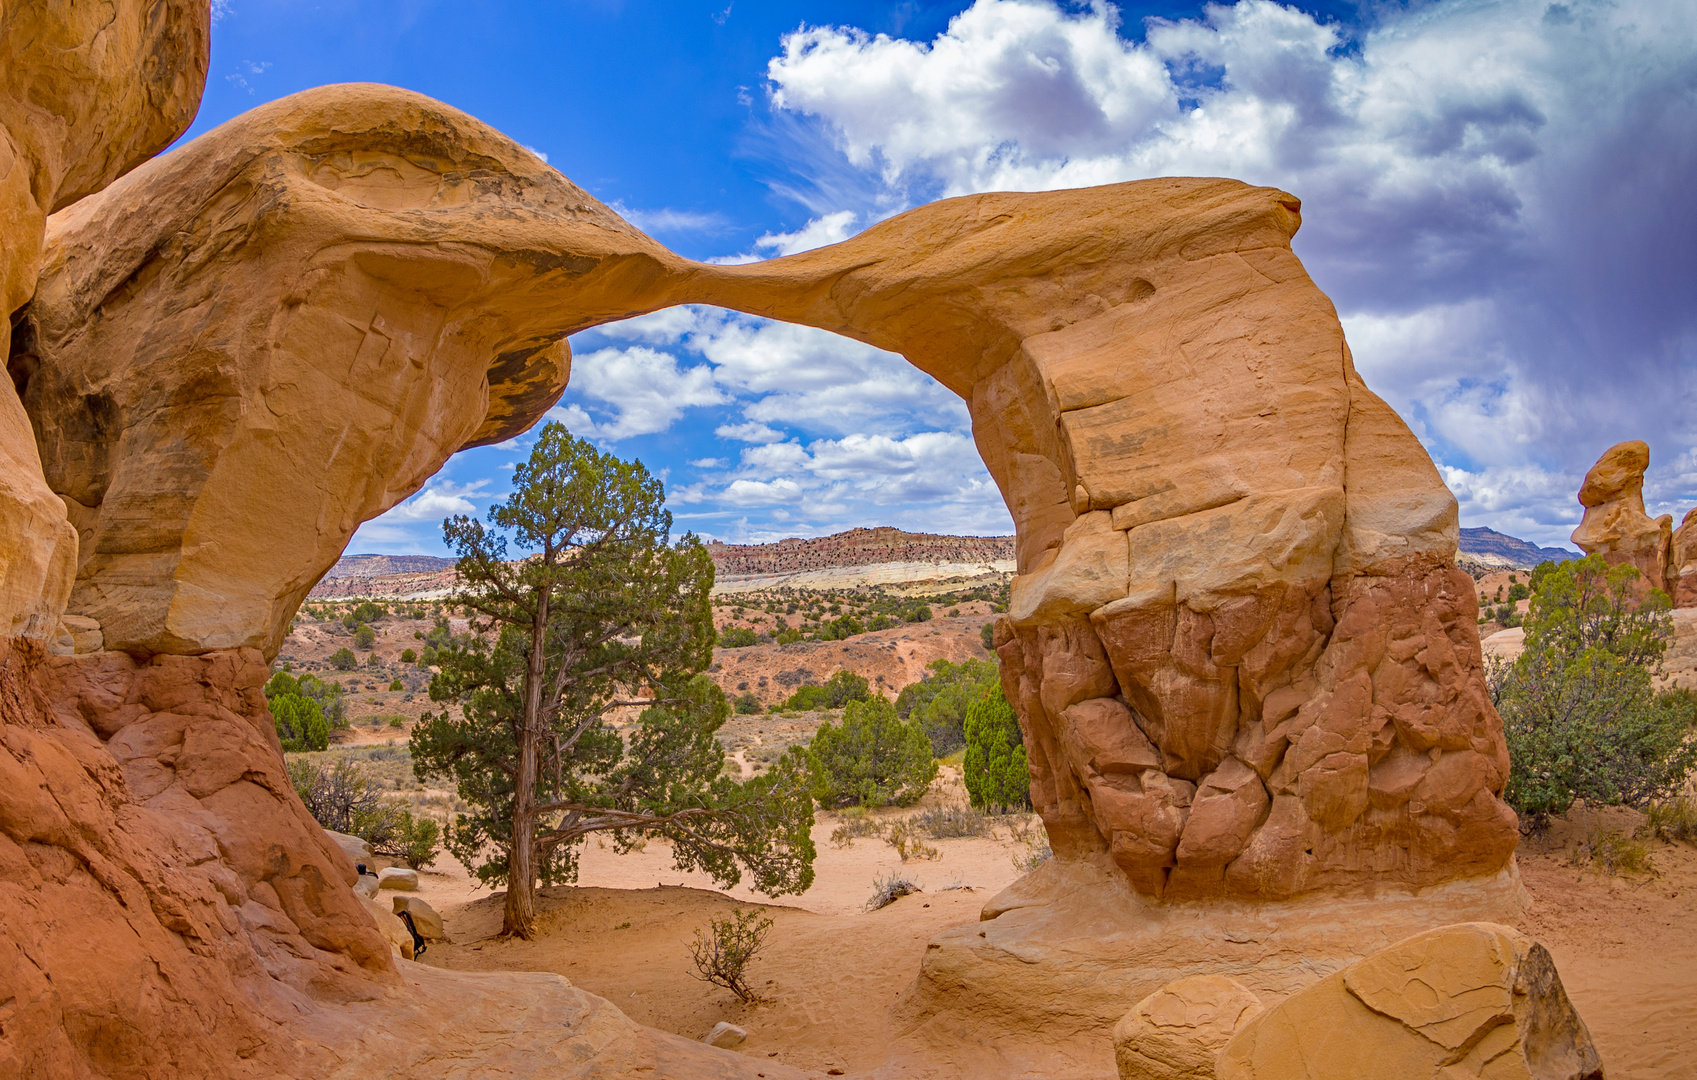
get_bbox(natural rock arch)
[16,83,1519,909]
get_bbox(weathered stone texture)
[1571,439,1697,606]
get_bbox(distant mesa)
[705,526,1015,577]
[322,554,459,579]
[1456,527,1579,570]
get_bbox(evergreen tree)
[410,422,815,938]
[806,696,937,808]
[963,685,1030,812]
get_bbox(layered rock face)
[0,0,207,639]
[1571,440,1697,606]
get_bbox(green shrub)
[782,669,871,711]
[1644,798,1697,844]
[400,648,417,663]
[353,623,376,649]
[719,625,758,648]
[388,678,403,691]
[903,604,932,623]
[342,601,385,629]
[896,658,1000,757]
[271,693,328,751]
[733,692,763,715]
[1495,554,1697,831]
[980,623,996,651]
[963,685,1030,812]
[1570,825,1653,876]
[329,647,357,671]
[807,696,937,808]
[266,669,348,729]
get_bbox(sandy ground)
[358,797,1697,1080]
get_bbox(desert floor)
[366,795,1697,1080]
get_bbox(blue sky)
[190,0,1697,553]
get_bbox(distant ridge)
[1457,527,1580,569]
[321,553,457,579]
[705,527,1015,576]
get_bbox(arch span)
[18,83,1516,906]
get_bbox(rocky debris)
[392,895,446,941]
[1114,975,1263,1080]
[706,527,1015,576]
[1216,922,1603,1080]
[1569,439,1697,606]
[705,1021,749,1048]
[378,867,420,890]
[324,554,458,579]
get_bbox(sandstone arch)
[2,52,1536,1076]
[19,84,1518,909]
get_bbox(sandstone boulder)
[355,873,381,898]
[1216,922,1602,1080]
[393,895,446,940]
[328,829,375,863]
[378,866,420,890]
[1115,975,1263,1080]
[362,895,415,961]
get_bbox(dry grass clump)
[866,871,921,911]
[911,804,990,839]
[828,808,885,848]
[884,820,941,862]
[1642,798,1697,844]
[687,908,773,1003]
[1571,825,1655,876]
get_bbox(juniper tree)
[410,423,815,938]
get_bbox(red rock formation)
[1571,440,1697,605]
[706,526,1016,577]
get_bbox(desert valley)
[3,4,1696,1080]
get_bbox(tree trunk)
[503,585,552,938]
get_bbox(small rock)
[326,830,373,862]
[1115,974,1262,1080]
[704,1022,747,1048]
[377,866,419,890]
[354,874,380,898]
[391,895,445,940]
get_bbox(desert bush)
[389,678,403,691]
[1012,835,1053,873]
[963,685,1030,812]
[884,820,940,862]
[329,647,358,671]
[827,807,884,847]
[806,696,938,808]
[733,691,763,715]
[1569,825,1654,876]
[897,658,1000,757]
[866,870,920,911]
[782,669,871,711]
[353,623,376,649]
[1493,555,1697,831]
[342,601,385,629]
[980,623,995,651]
[286,757,439,868]
[1644,798,1697,844]
[719,625,759,648]
[271,692,328,752]
[400,648,417,663]
[687,908,774,1003]
[911,804,989,839]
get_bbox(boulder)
[378,867,420,891]
[392,896,446,941]
[327,829,374,863]
[360,896,415,961]
[705,1022,748,1048]
[355,874,381,899]
[1216,922,1603,1080]
[1115,975,1263,1080]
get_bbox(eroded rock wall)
[1571,439,1697,606]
